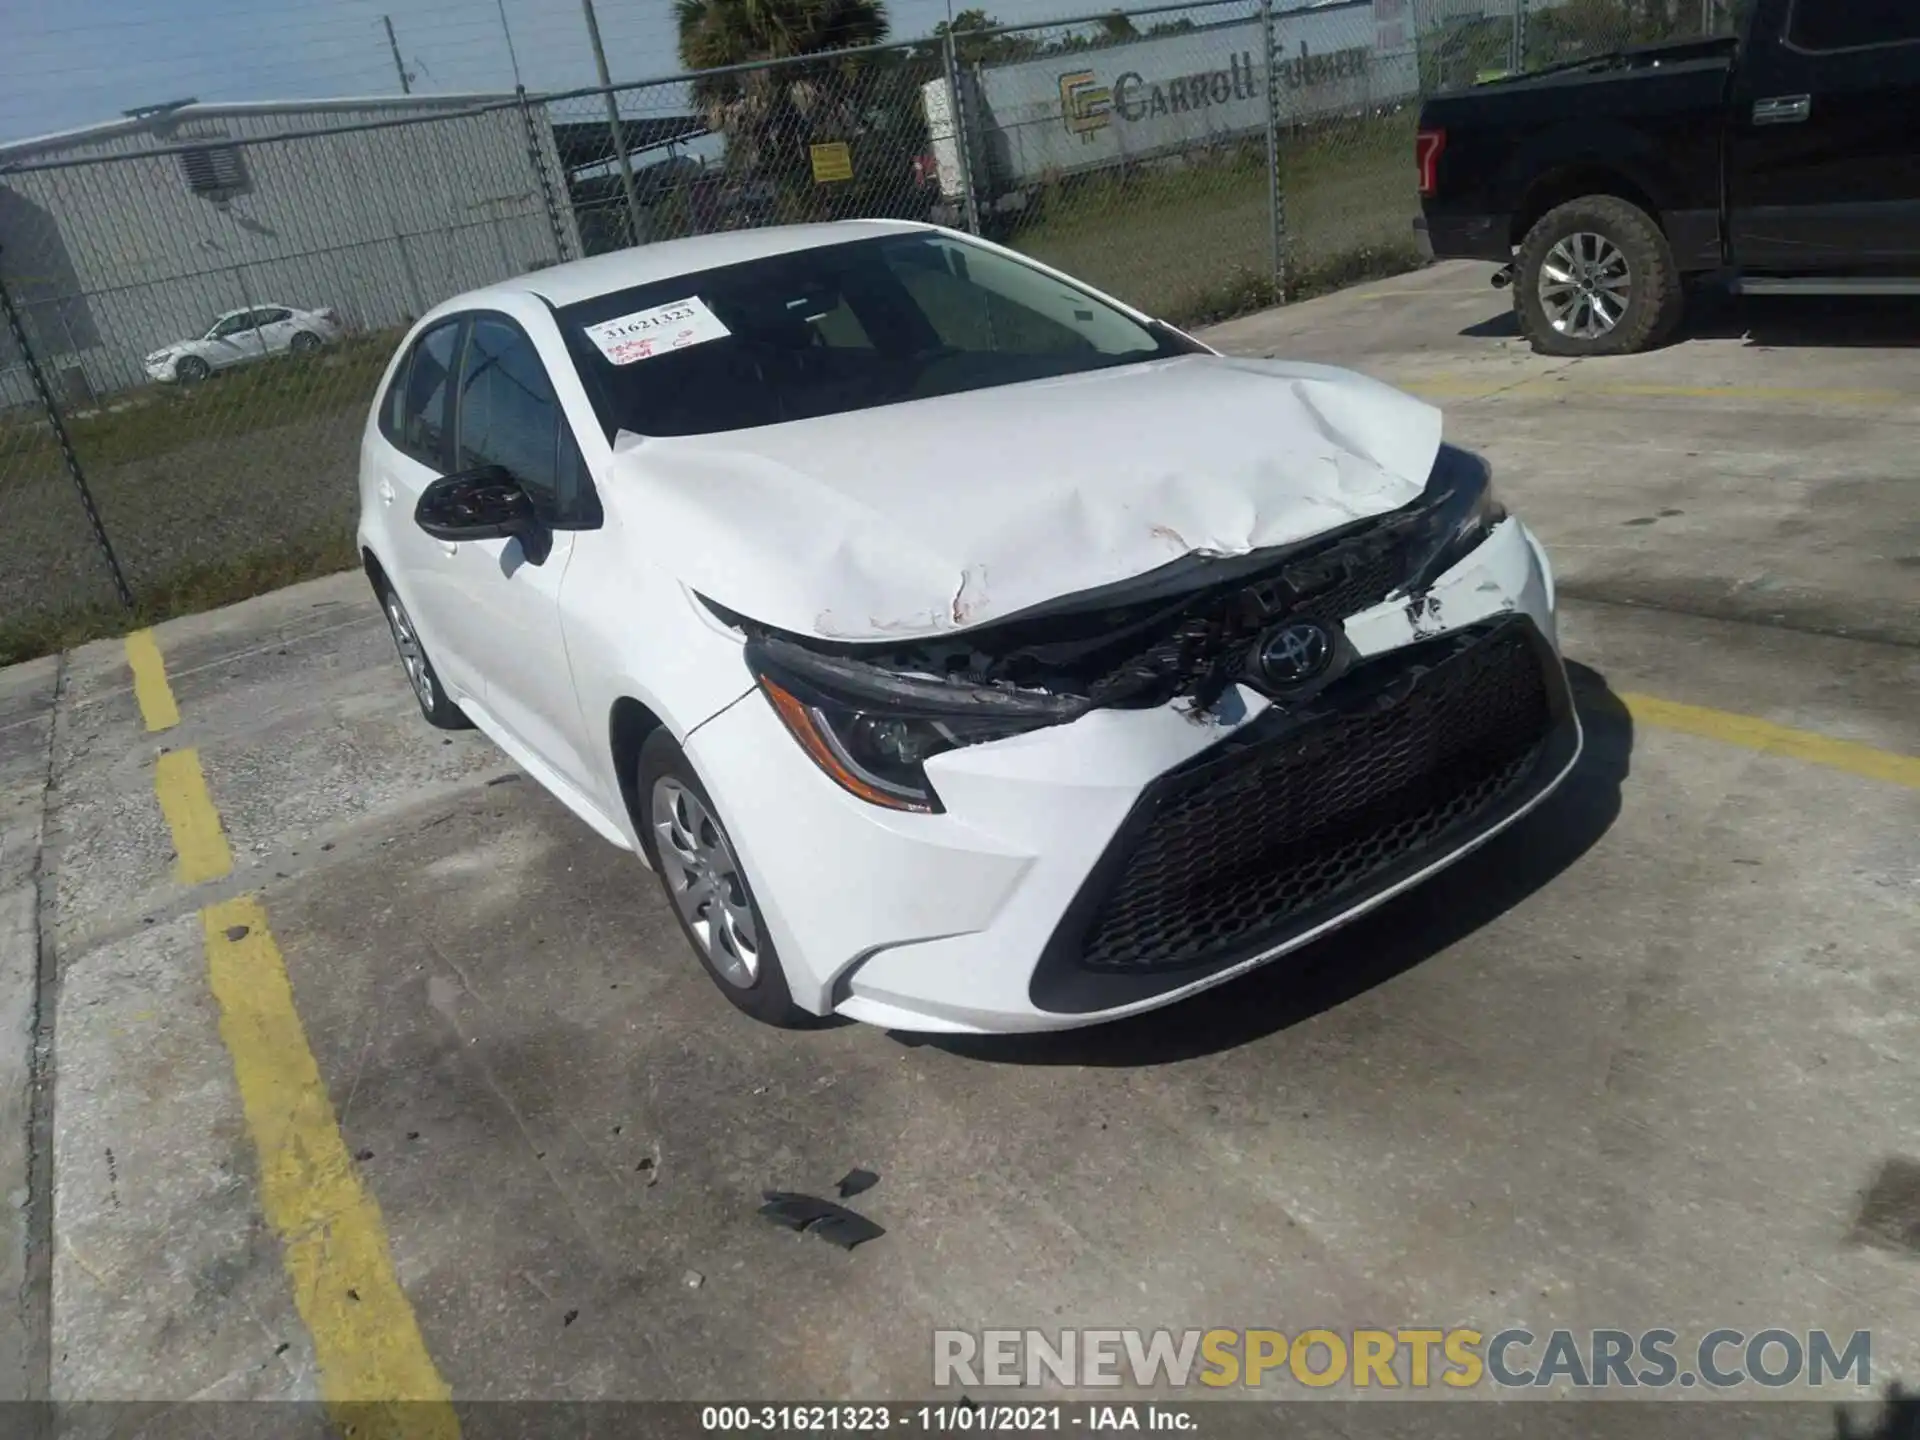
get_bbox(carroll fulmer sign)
[1065,44,1372,133]
[963,1,1418,190]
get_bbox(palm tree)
[675,0,893,213]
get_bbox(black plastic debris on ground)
[760,1191,885,1250]
[835,1167,879,1200]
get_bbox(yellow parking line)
[1401,378,1911,408]
[124,631,459,1439]
[125,629,180,732]
[1623,693,1920,791]
[206,898,459,1438]
[154,749,234,886]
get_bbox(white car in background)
[357,220,1581,1034]
[144,303,343,383]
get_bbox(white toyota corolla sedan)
[357,220,1582,1033]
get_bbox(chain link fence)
[0,0,1740,663]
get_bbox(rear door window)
[1788,0,1920,50]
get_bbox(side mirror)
[415,466,539,542]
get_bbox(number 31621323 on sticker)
[585,296,732,366]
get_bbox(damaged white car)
[357,220,1582,1033]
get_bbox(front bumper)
[686,518,1579,1033]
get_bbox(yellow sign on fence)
[809,141,853,183]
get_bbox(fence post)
[0,258,135,611]
[518,87,574,265]
[393,229,426,317]
[1513,0,1529,73]
[1262,0,1287,299]
[942,29,982,235]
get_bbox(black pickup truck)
[1414,0,1920,355]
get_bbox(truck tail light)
[1416,128,1446,197]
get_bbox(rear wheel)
[289,330,322,355]
[377,579,470,729]
[636,730,811,1028]
[1515,196,1684,357]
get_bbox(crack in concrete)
[1557,587,1920,653]
[23,648,68,1407]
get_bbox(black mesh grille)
[1077,626,1553,973]
[1268,545,1405,631]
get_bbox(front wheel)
[1514,196,1684,357]
[174,354,211,383]
[636,730,813,1028]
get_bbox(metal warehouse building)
[0,94,581,404]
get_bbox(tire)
[174,354,211,383]
[635,729,812,1028]
[289,330,322,355]
[1514,195,1684,357]
[375,578,471,730]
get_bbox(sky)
[3,0,1119,142]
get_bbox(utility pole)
[580,0,644,247]
[383,16,412,94]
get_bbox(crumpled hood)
[607,354,1443,640]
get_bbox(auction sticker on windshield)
[584,297,731,364]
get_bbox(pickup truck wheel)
[1515,196,1683,357]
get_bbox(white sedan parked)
[144,303,342,382]
[357,220,1582,1033]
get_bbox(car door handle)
[378,479,395,506]
[1753,94,1811,126]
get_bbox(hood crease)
[606,354,1443,641]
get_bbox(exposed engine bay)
[706,445,1504,814]
[743,510,1423,717]
[719,443,1499,719]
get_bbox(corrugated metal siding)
[0,98,576,398]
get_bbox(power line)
[383,15,414,93]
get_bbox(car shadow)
[898,662,1631,1068]
[1458,289,1920,349]
[1836,1384,1920,1439]
[1678,287,1920,349]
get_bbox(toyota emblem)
[1258,621,1334,687]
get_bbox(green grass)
[0,531,362,669]
[0,331,400,468]
[1002,108,1425,326]
[0,114,1429,666]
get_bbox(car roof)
[436,219,934,315]
[213,304,296,319]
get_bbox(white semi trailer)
[921,0,1425,215]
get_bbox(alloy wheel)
[383,593,436,713]
[1538,232,1633,340]
[650,777,760,988]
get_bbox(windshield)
[555,232,1201,439]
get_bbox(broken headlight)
[745,636,1084,814]
[1405,443,1507,593]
